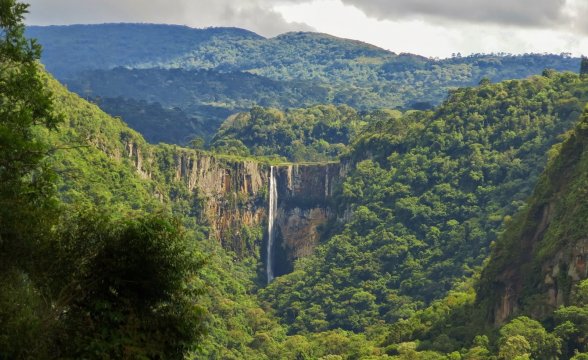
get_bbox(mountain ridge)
[27,23,582,146]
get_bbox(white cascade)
[267,166,278,283]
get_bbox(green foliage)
[0,0,62,271]
[498,316,561,359]
[27,24,582,144]
[498,335,531,360]
[581,56,588,78]
[94,96,212,144]
[4,49,389,360]
[26,24,265,78]
[552,280,588,358]
[479,99,588,318]
[0,1,62,356]
[262,72,587,334]
[11,15,588,360]
[212,104,365,161]
[0,269,46,358]
[68,68,331,145]
[47,210,206,359]
[0,7,210,357]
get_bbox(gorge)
[125,136,345,280]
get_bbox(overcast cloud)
[24,0,588,57]
[25,0,313,36]
[340,0,569,28]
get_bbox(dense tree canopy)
[0,0,62,270]
[211,104,370,161]
[261,72,588,334]
[27,24,581,144]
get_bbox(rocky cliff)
[47,71,345,282]
[270,163,343,277]
[122,137,344,278]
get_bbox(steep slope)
[378,104,588,360]
[45,69,344,263]
[41,61,588,357]
[40,69,391,360]
[479,102,588,324]
[40,72,273,357]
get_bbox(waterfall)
[267,166,278,284]
[325,166,329,197]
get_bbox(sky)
[25,0,588,58]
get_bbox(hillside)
[67,68,331,143]
[28,24,582,144]
[25,24,263,78]
[479,104,588,323]
[260,72,588,335]
[374,105,588,360]
[37,65,588,358]
[30,71,396,359]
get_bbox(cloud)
[339,0,569,28]
[567,0,588,35]
[182,0,314,36]
[25,0,313,37]
[26,0,190,25]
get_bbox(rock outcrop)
[121,138,344,279]
[270,164,343,277]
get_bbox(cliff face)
[173,151,268,255]
[49,72,343,281]
[270,164,343,276]
[480,110,588,325]
[122,138,343,276]
[492,236,588,325]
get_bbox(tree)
[0,1,63,357]
[478,77,491,86]
[189,135,205,150]
[0,3,206,358]
[554,280,588,357]
[498,316,561,360]
[498,335,531,360]
[0,0,62,270]
[581,56,588,78]
[51,211,206,359]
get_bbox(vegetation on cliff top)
[211,104,373,162]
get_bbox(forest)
[3,0,588,358]
[28,24,581,145]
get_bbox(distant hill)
[28,24,582,144]
[26,24,263,78]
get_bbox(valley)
[3,2,588,358]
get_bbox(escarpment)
[121,135,344,279]
[59,73,347,282]
[268,163,344,278]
